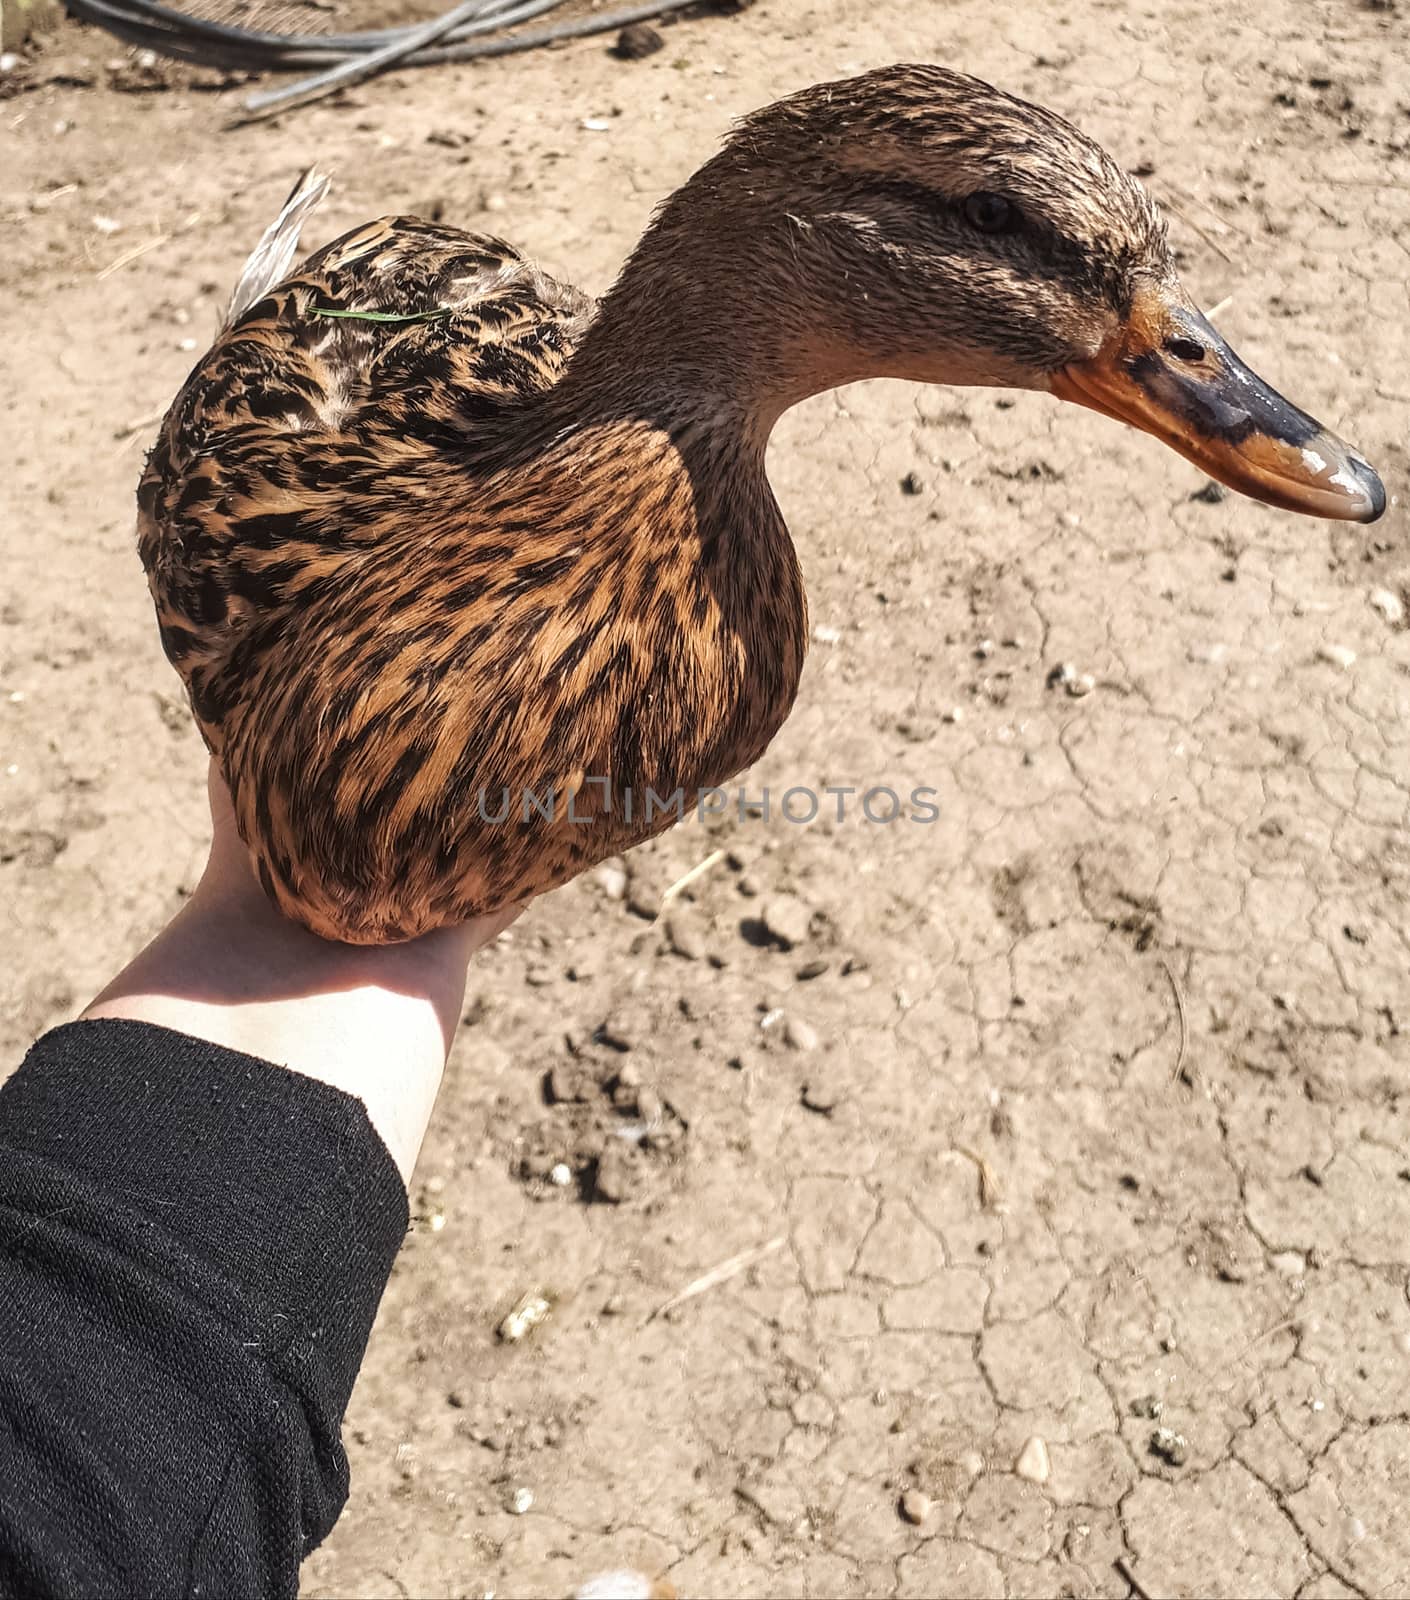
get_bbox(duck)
[138,64,1385,944]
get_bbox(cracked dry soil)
[3,0,1408,1595]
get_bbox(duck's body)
[141,213,802,940]
[140,66,1382,943]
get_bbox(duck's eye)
[963,192,1019,235]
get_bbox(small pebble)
[498,1292,552,1343]
[975,638,995,659]
[1047,662,1076,689]
[1015,1436,1050,1484]
[549,1162,572,1188]
[1150,1426,1189,1467]
[762,894,812,949]
[1270,1250,1306,1277]
[801,1072,842,1113]
[581,116,612,132]
[599,1012,638,1051]
[1318,644,1357,670]
[575,1572,657,1600]
[613,21,664,57]
[548,1064,591,1103]
[567,948,602,981]
[597,862,627,900]
[812,623,843,645]
[666,912,706,960]
[1187,641,1228,665]
[509,1486,534,1515]
[1369,587,1404,626]
[899,1488,932,1525]
[627,883,662,920]
[784,1016,819,1052]
[425,127,471,148]
[593,1143,635,1204]
[796,957,829,980]
[1066,672,1096,698]
[481,191,508,213]
[899,471,924,496]
[942,706,964,724]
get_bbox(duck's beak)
[1049,282,1384,522]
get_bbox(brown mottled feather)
[138,64,1175,942]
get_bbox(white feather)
[226,166,331,326]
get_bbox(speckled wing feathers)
[139,217,593,684]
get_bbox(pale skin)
[84,763,522,1184]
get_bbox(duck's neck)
[553,178,877,448]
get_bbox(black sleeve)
[0,1019,409,1600]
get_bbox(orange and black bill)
[1050,282,1384,523]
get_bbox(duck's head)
[646,64,1382,522]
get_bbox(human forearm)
[83,766,519,1183]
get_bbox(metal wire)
[63,0,709,116]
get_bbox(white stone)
[785,1016,819,1052]
[1318,644,1357,670]
[1015,1435,1051,1484]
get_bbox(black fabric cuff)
[0,1018,409,1422]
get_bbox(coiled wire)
[63,0,712,120]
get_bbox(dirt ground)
[4,0,1409,1595]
